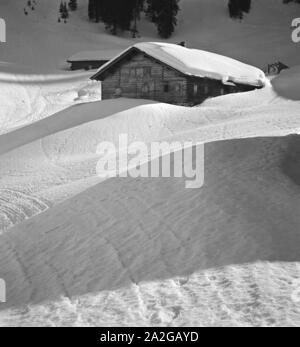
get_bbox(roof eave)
[90,47,138,80]
[90,46,189,80]
[90,45,264,87]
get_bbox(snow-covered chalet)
[91,42,266,105]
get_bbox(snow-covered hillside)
[0,0,299,70]
[0,0,300,327]
[0,0,132,71]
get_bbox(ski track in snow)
[0,189,49,233]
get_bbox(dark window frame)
[164,83,170,93]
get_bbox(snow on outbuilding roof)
[67,49,121,62]
[92,42,266,87]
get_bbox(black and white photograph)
[0,0,300,328]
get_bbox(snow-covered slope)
[0,68,96,133]
[0,0,132,71]
[0,0,299,70]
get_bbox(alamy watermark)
[96,134,205,189]
[0,17,6,43]
[0,278,6,303]
[292,18,300,43]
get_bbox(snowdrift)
[0,67,300,327]
[1,135,300,327]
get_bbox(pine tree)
[228,0,251,19]
[88,0,145,36]
[240,0,251,13]
[88,0,103,22]
[283,0,300,4]
[147,0,179,38]
[146,0,160,23]
[64,2,69,18]
[228,0,243,19]
[61,2,69,20]
[99,0,139,35]
[59,1,64,15]
[88,0,96,21]
[131,0,140,38]
[68,0,78,11]
[95,0,104,23]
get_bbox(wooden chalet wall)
[186,77,255,105]
[100,51,189,104]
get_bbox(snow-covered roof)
[92,42,266,87]
[67,49,121,62]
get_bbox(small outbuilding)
[67,49,120,71]
[91,42,266,106]
[265,61,289,76]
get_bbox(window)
[149,81,155,92]
[122,68,130,76]
[142,82,155,95]
[142,83,149,94]
[175,83,181,93]
[114,87,122,97]
[220,87,225,95]
[136,68,144,78]
[193,84,198,95]
[204,85,209,94]
[130,68,136,77]
[164,83,170,93]
[144,67,152,77]
[122,68,130,82]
